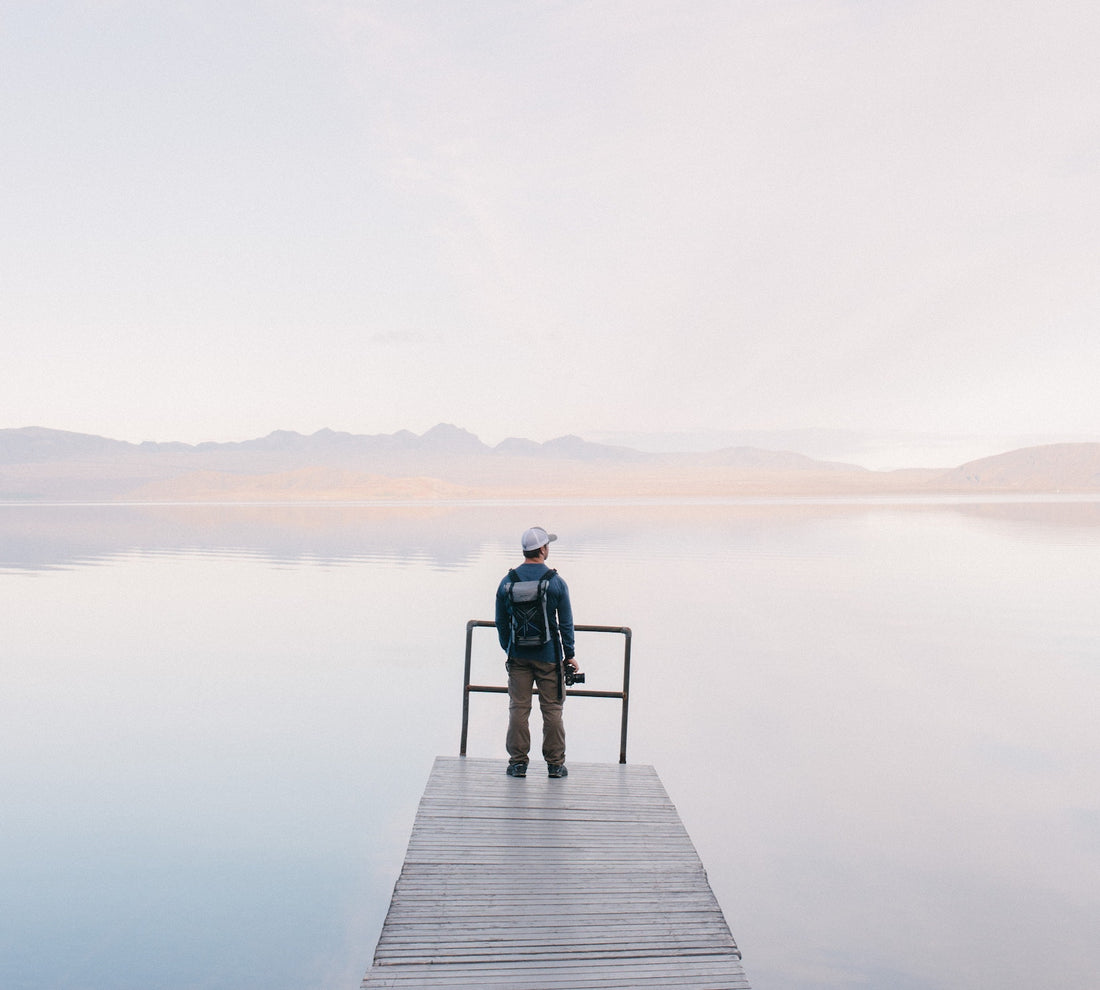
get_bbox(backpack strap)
[509,567,555,580]
[508,567,556,588]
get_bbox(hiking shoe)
[506,763,527,778]
[547,764,568,778]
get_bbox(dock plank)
[362,757,749,989]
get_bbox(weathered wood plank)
[361,756,750,989]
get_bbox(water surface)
[2,499,1098,989]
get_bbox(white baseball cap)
[521,526,557,552]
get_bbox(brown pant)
[506,658,565,766]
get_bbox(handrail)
[460,620,633,764]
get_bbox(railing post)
[459,620,476,757]
[619,627,631,765]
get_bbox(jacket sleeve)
[495,580,511,653]
[554,577,575,660]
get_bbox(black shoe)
[506,763,527,777]
[547,764,568,778]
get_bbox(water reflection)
[2,500,1098,990]
[5,497,1100,573]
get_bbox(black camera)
[564,662,584,686]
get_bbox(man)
[495,526,582,778]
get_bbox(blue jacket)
[495,562,575,664]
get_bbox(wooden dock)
[362,756,749,989]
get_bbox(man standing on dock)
[496,526,581,779]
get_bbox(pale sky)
[3,1,1098,448]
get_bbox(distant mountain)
[0,424,658,467]
[1,426,1097,501]
[0,426,132,463]
[529,435,646,462]
[585,427,1095,470]
[935,443,1100,491]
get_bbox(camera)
[564,661,584,686]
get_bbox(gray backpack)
[504,568,557,648]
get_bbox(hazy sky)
[3,1,1098,446]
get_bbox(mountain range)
[1,425,1098,501]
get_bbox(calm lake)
[2,498,1098,990]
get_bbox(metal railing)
[460,620,633,764]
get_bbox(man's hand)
[565,658,582,675]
